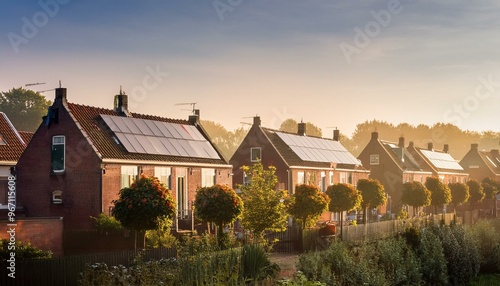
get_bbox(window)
[250,147,261,162]
[121,166,138,188]
[154,167,171,189]
[370,154,380,165]
[0,178,8,208]
[243,172,251,186]
[329,171,334,185]
[297,171,305,185]
[52,190,62,204]
[176,167,188,219]
[0,133,6,145]
[340,172,348,184]
[51,136,65,172]
[320,172,326,192]
[202,168,216,187]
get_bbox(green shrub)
[470,220,500,273]
[242,244,280,282]
[91,213,123,231]
[417,229,448,286]
[0,239,52,260]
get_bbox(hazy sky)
[2,1,500,136]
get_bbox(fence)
[0,247,176,286]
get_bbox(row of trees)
[401,176,500,218]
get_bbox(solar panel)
[100,114,220,159]
[276,132,360,165]
[420,149,463,171]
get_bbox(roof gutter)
[289,165,368,172]
[0,161,16,166]
[102,158,232,168]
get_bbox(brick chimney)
[114,88,130,116]
[443,144,449,153]
[371,132,379,141]
[428,142,433,151]
[409,141,414,148]
[333,129,340,141]
[471,143,479,151]
[253,116,261,127]
[398,137,405,148]
[298,122,306,136]
[189,109,200,125]
[55,87,67,103]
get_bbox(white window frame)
[52,135,66,173]
[329,171,334,186]
[154,167,172,189]
[201,168,216,187]
[52,190,63,204]
[250,147,262,162]
[121,166,138,189]
[297,171,305,185]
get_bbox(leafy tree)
[448,182,469,215]
[0,87,52,131]
[112,175,176,250]
[467,180,485,222]
[425,177,451,215]
[194,184,243,247]
[326,183,361,239]
[201,120,247,160]
[357,178,386,222]
[401,181,431,217]
[239,162,288,239]
[279,118,322,137]
[481,177,499,199]
[287,184,329,229]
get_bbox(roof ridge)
[0,112,25,146]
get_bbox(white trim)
[64,101,103,159]
[289,165,368,172]
[0,161,16,166]
[0,112,25,146]
[102,158,232,168]
[250,147,262,162]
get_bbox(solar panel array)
[276,132,360,165]
[420,149,463,170]
[100,114,220,159]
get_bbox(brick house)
[358,132,432,213]
[230,117,369,221]
[407,141,468,184]
[16,87,231,231]
[460,143,500,182]
[0,112,32,211]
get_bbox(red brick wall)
[16,102,102,230]
[0,218,63,257]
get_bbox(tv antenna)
[174,102,197,114]
[25,82,46,87]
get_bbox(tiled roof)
[66,103,228,165]
[478,150,500,174]
[380,141,425,172]
[262,127,363,170]
[0,112,27,162]
[18,131,33,144]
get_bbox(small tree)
[326,183,361,239]
[448,182,469,216]
[240,162,288,239]
[194,184,243,247]
[467,179,485,223]
[357,178,386,223]
[425,177,451,215]
[401,181,431,217]
[481,177,499,217]
[112,175,176,251]
[287,184,329,229]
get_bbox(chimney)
[189,109,200,125]
[409,141,414,148]
[443,144,449,153]
[398,137,405,148]
[371,132,379,141]
[333,129,340,141]
[491,149,499,156]
[471,143,479,151]
[114,89,130,116]
[55,87,67,102]
[298,122,306,136]
[253,116,261,127]
[428,142,434,151]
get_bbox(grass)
[468,274,500,286]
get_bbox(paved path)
[268,253,300,279]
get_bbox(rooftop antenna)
[174,102,197,114]
[25,82,46,87]
[59,80,62,88]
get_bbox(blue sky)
[2,0,500,136]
